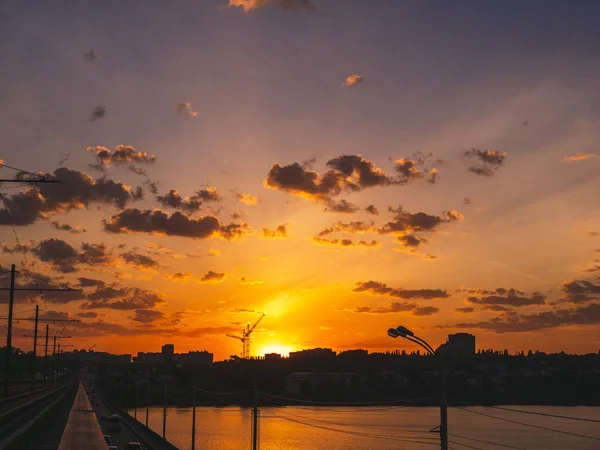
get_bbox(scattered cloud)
[199,271,226,283]
[120,250,162,271]
[563,153,600,162]
[226,0,315,12]
[365,205,379,215]
[235,192,261,205]
[1,242,32,254]
[312,237,380,248]
[0,167,142,225]
[31,239,114,273]
[463,148,507,176]
[90,105,106,121]
[127,164,147,176]
[589,231,598,238]
[231,209,245,221]
[157,187,220,212]
[265,155,408,203]
[164,272,194,282]
[463,197,473,206]
[144,180,159,195]
[450,302,600,333]
[393,159,424,183]
[262,224,288,238]
[301,156,317,169]
[82,50,99,61]
[130,309,165,324]
[350,302,439,316]
[51,221,87,234]
[559,279,600,304]
[58,152,71,165]
[325,199,359,214]
[80,279,165,310]
[581,260,600,273]
[240,276,264,285]
[395,234,428,253]
[454,307,475,314]
[318,221,376,237]
[176,102,198,117]
[103,209,249,240]
[77,311,98,319]
[353,281,450,299]
[87,145,156,171]
[379,206,463,236]
[343,74,364,87]
[464,287,546,307]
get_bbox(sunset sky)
[1,0,599,361]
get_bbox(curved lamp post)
[387,326,448,450]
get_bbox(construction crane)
[227,312,265,359]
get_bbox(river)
[130,405,600,449]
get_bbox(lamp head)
[396,325,414,337]
[387,328,400,338]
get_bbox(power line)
[267,404,437,436]
[450,433,531,450]
[448,440,484,450]
[455,407,600,442]
[195,387,253,396]
[267,410,439,446]
[259,390,436,406]
[488,406,600,424]
[261,392,436,412]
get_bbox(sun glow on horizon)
[259,344,293,357]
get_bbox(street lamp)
[387,325,448,450]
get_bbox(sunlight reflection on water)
[133,406,600,450]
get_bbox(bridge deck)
[58,382,107,450]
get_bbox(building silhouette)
[162,344,175,362]
[437,333,476,357]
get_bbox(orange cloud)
[344,74,364,87]
[563,153,600,161]
[312,237,380,248]
[262,225,288,238]
[235,192,261,205]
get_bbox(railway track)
[0,383,75,449]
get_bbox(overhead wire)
[488,405,600,424]
[449,433,531,450]
[0,162,44,178]
[266,409,439,446]
[258,390,436,412]
[259,390,436,406]
[448,440,485,450]
[455,407,600,442]
[196,387,253,396]
[265,404,438,437]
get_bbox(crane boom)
[245,313,265,337]
[226,334,244,341]
[226,312,265,359]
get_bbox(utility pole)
[252,388,259,450]
[145,380,150,428]
[51,336,56,385]
[30,305,39,390]
[3,265,16,397]
[191,384,196,450]
[162,382,167,439]
[1,262,78,394]
[43,325,49,387]
[57,343,61,383]
[440,368,448,450]
[134,385,138,419]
